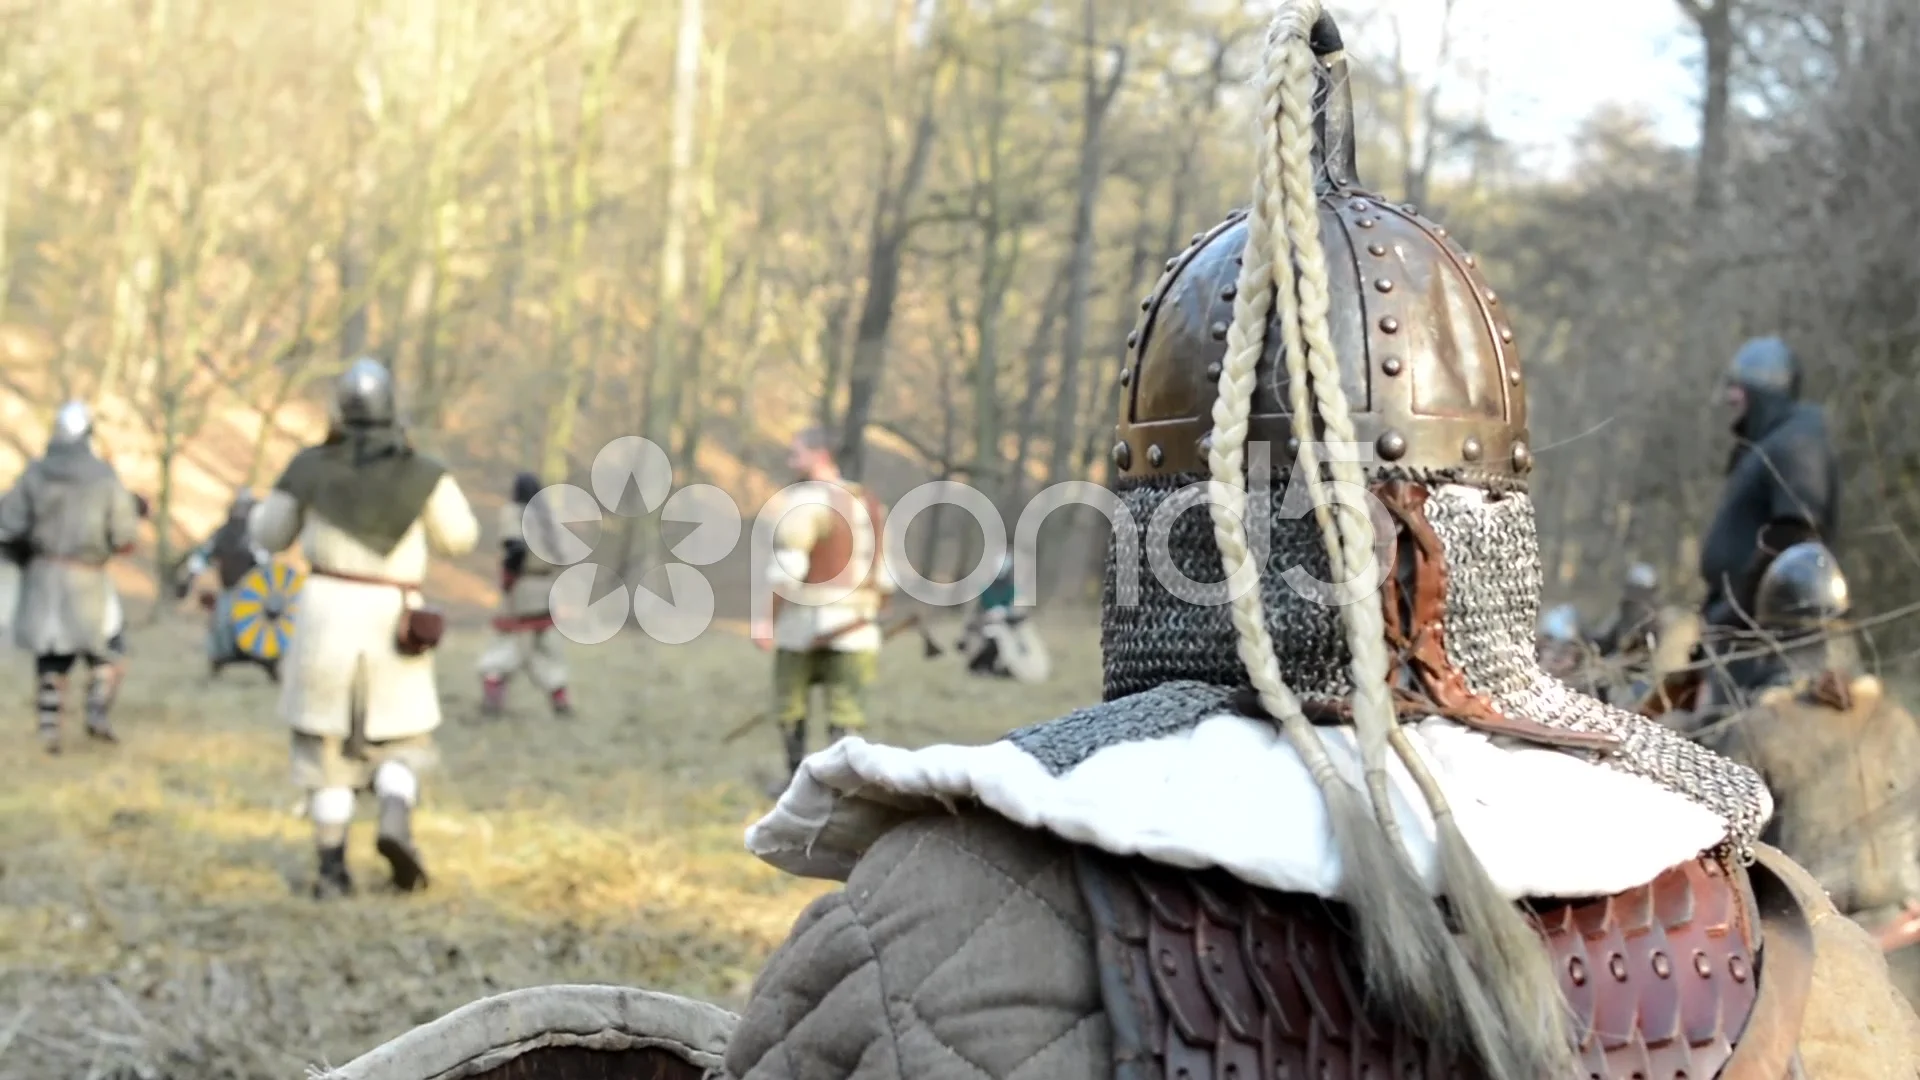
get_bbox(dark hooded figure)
[1698,337,1839,631]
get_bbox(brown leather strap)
[1373,480,1621,754]
[311,566,421,594]
[1721,845,1816,1080]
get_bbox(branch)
[1676,0,1709,25]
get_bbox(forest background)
[0,0,1914,650]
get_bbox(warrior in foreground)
[0,401,142,753]
[478,471,572,718]
[325,6,1918,1078]
[251,358,478,899]
[750,428,894,782]
[1690,543,1920,1003]
[174,489,276,680]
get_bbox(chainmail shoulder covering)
[1422,486,1773,851]
[1006,681,1234,776]
[1098,472,1772,854]
[1103,475,1352,704]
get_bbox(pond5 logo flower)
[520,437,741,645]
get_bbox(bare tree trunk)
[837,90,941,479]
[675,31,732,480]
[815,289,851,430]
[640,0,703,460]
[1680,0,1737,211]
[1008,270,1068,506]
[1047,0,1127,485]
[539,0,639,481]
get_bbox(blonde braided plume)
[1206,3,1574,1074]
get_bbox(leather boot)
[312,846,354,900]
[85,665,122,742]
[36,672,63,755]
[782,721,808,776]
[480,674,507,717]
[549,686,574,717]
[376,795,429,892]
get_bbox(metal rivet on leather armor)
[1119,368,1131,388]
[1204,944,1224,972]
[1165,257,1179,271]
[1382,356,1403,376]
[1729,955,1749,982]
[1568,956,1587,986]
[1377,430,1408,461]
[1158,948,1177,975]
[1197,432,1213,455]
[1379,316,1400,334]
[1221,284,1237,302]
[1463,253,1477,267]
[1401,203,1418,214]
[1499,326,1515,344]
[1485,290,1499,305]
[1112,442,1132,471]
[1511,441,1533,473]
[1191,232,1205,246]
[1461,436,1483,462]
[1374,279,1394,294]
[1141,294,1152,310]
[1652,952,1672,979]
[1126,330,1139,349]
[1608,954,1628,982]
[1434,225,1448,237]
[1206,360,1223,380]
[1367,243,1387,257]
[1693,950,1712,978]
[1357,217,1377,228]
[1147,444,1165,468]
[1508,367,1522,386]
[1350,198,1370,211]
[1286,435,1302,456]
[1211,321,1229,341]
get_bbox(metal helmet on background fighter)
[1104,5,1769,1073]
[332,356,398,429]
[1725,335,1801,400]
[48,400,92,451]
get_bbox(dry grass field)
[0,610,1101,1079]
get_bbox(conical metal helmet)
[49,400,92,450]
[1725,336,1800,399]
[1111,20,1527,490]
[1753,541,1849,629]
[335,356,396,427]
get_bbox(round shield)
[230,561,303,662]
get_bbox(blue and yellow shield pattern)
[230,561,303,662]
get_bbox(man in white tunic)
[251,358,478,899]
[750,428,895,782]
[477,471,571,717]
[0,401,141,753]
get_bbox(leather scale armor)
[801,483,886,588]
[1078,849,1815,1079]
